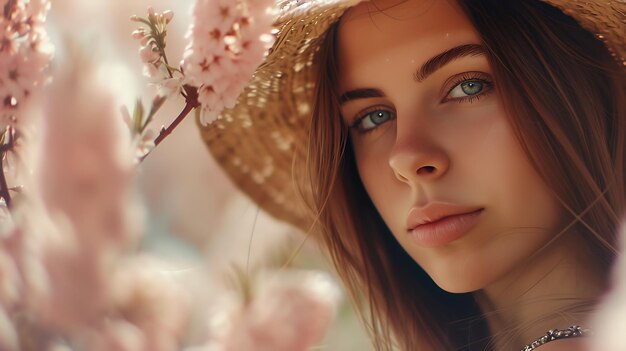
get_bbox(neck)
[475,230,607,350]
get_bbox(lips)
[407,202,484,247]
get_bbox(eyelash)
[442,72,494,104]
[349,72,495,134]
[350,105,395,134]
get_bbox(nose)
[388,135,450,184]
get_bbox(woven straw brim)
[198,0,626,231]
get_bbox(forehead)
[339,0,478,42]
[337,0,482,87]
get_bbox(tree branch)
[0,127,16,208]
[140,85,199,162]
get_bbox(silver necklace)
[521,325,590,351]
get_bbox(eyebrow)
[339,43,487,105]
[414,43,486,82]
[339,88,385,105]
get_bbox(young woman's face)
[337,0,566,293]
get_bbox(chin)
[422,262,494,294]
[432,277,485,294]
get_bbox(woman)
[199,0,625,349]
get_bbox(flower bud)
[147,6,156,22]
[139,45,160,63]
[140,35,150,46]
[162,10,174,23]
[131,29,146,40]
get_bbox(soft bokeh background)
[46,1,373,349]
[50,2,626,350]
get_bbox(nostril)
[395,172,410,182]
[417,165,436,175]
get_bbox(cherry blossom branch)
[132,9,175,78]
[0,127,15,208]
[4,0,18,18]
[0,158,10,209]
[139,85,199,162]
[153,86,198,147]
[131,8,177,80]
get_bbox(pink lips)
[407,202,484,247]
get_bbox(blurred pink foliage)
[32,54,139,332]
[590,221,626,351]
[195,270,342,351]
[0,0,53,128]
[0,1,344,350]
[0,53,190,351]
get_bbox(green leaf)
[140,95,167,134]
[133,99,144,134]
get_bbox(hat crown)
[200,0,625,230]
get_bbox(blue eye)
[354,109,395,132]
[444,73,494,103]
[448,79,484,99]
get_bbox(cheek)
[351,129,395,193]
[352,137,407,229]
[458,110,565,237]
[353,143,395,201]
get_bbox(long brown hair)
[304,1,626,350]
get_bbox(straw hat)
[198,0,626,230]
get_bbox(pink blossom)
[0,51,191,351]
[0,228,24,310]
[0,249,20,307]
[131,6,179,95]
[38,59,137,250]
[21,55,138,332]
[0,307,17,351]
[139,45,161,64]
[25,0,51,23]
[30,219,114,332]
[158,77,183,96]
[72,257,190,351]
[107,256,190,351]
[82,319,145,351]
[204,270,342,351]
[181,0,276,125]
[131,7,186,110]
[589,222,626,351]
[0,0,53,129]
